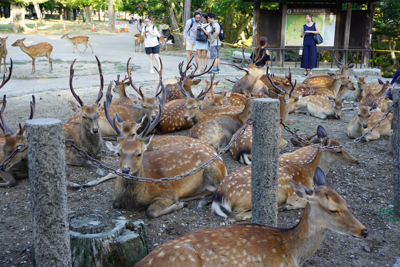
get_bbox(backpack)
[196,25,208,42]
[212,22,225,42]
[188,18,194,36]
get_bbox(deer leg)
[145,191,186,219]
[196,196,213,208]
[83,172,118,187]
[227,209,252,223]
[66,180,83,189]
[312,112,328,120]
[363,130,380,142]
[0,170,17,187]
[181,191,212,202]
[87,43,93,53]
[75,44,82,53]
[46,54,53,72]
[85,160,105,176]
[31,57,36,74]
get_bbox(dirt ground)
[0,68,399,267]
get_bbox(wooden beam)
[343,2,352,51]
[363,1,376,67]
[184,0,191,23]
[280,2,287,66]
[252,0,261,48]
[334,3,342,49]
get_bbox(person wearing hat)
[183,11,201,67]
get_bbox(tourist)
[195,13,212,71]
[300,12,319,76]
[250,36,270,68]
[141,16,161,74]
[183,11,201,66]
[208,12,221,74]
[386,57,400,100]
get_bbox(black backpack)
[212,22,225,41]
[196,25,209,42]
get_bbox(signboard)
[285,8,336,47]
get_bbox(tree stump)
[69,208,148,267]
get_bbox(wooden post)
[280,2,288,67]
[251,98,280,226]
[392,85,400,217]
[343,2,353,64]
[252,0,261,48]
[364,2,376,67]
[26,118,71,267]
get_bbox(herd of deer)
[3,46,399,265]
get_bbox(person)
[300,12,320,76]
[208,12,221,74]
[386,58,400,100]
[183,11,201,66]
[195,13,212,71]
[141,16,161,74]
[166,34,175,44]
[250,36,270,68]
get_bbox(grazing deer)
[61,33,93,54]
[106,83,227,218]
[134,24,145,52]
[213,126,359,222]
[359,80,390,112]
[11,38,53,73]
[347,104,392,141]
[296,95,344,119]
[0,95,35,188]
[63,57,105,180]
[303,54,355,87]
[111,74,134,106]
[135,167,367,267]
[0,37,8,73]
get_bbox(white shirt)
[142,24,160,48]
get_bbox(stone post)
[392,86,400,217]
[251,98,280,226]
[26,118,71,267]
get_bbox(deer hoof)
[96,169,105,176]
[70,184,83,190]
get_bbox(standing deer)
[0,94,35,187]
[213,126,359,222]
[135,167,368,267]
[106,82,227,218]
[347,104,392,141]
[63,56,105,181]
[11,38,53,73]
[134,24,144,52]
[0,37,8,73]
[61,33,93,54]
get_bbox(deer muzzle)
[361,228,368,238]
[92,128,99,134]
[183,116,188,121]
[363,125,368,129]
[121,168,130,174]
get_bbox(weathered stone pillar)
[251,98,280,226]
[26,118,71,267]
[392,85,400,217]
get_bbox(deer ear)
[290,180,313,200]
[290,138,305,147]
[268,89,279,99]
[317,125,328,140]
[348,64,354,68]
[68,101,81,112]
[214,81,220,86]
[365,74,368,78]
[175,76,181,82]
[327,96,335,103]
[143,135,154,150]
[21,38,26,41]
[129,94,140,104]
[258,89,265,98]
[354,75,358,78]
[205,80,209,86]
[105,141,119,153]
[368,100,375,107]
[378,79,383,85]
[192,79,201,86]
[242,89,250,98]
[116,113,124,123]
[313,167,326,188]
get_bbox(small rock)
[340,239,344,243]
[363,246,370,252]
[381,253,385,256]
[9,203,14,209]
[349,255,355,259]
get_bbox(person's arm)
[300,25,305,38]
[390,70,400,85]
[202,25,211,36]
[211,25,219,43]
[182,20,190,46]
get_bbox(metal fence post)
[251,98,280,226]
[392,86,400,217]
[26,118,71,267]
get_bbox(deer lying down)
[347,105,392,141]
[296,95,344,119]
[212,126,359,222]
[358,80,390,113]
[135,167,368,267]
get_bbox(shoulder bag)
[313,34,323,44]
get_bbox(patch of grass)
[321,121,327,123]
[344,121,350,124]
[374,208,399,224]
[13,62,27,65]
[296,119,301,123]
[115,64,126,71]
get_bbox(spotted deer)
[111,74,133,106]
[105,83,227,218]
[213,126,359,222]
[303,53,355,87]
[226,63,266,94]
[296,95,344,120]
[0,37,8,73]
[354,75,368,100]
[135,167,367,267]
[347,104,392,141]
[298,74,354,99]
[0,95,35,187]
[134,24,145,52]
[0,58,12,98]
[359,80,390,112]
[200,80,223,109]
[360,79,390,99]
[11,38,53,73]
[61,33,93,54]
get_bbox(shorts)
[145,45,160,55]
[186,42,196,51]
[210,46,220,59]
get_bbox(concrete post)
[26,118,71,267]
[251,98,280,226]
[392,87,400,217]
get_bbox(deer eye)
[329,210,338,214]
[137,153,142,158]
[336,151,342,154]
[117,153,121,156]
[82,116,88,119]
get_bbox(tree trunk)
[66,7,71,21]
[73,9,77,21]
[389,39,397,70]
[33,2,42,23]
[166,2,183,47]
[108,0,115,31]
[11,3,32,32]
[98,9,101,22]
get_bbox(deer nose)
[361,229,368,238]
[93,128,99,134]
[183,116,188,120]
[152,116,156,120]
[121,168,130,174]
[356,160,360,165]
[336,115,341,119]
[363,125,368,129]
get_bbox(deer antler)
[104,85,123,137]
[221,63,249,74]
[197,73,215,100]
[187,59,215,79]
[178,58,194,77]
[285,72,297,97]
[179,75,194,98]
[0,58,12,90]
[225,78,237,84]
[333,53,343,67]
[266,68,285,94]
[254,50,267,65]
[69,58,84,107]
[154,58,163,97]
[94,56,104,105]
[18,95,36,136]
[242,47,250,65]
[127,57,144,98]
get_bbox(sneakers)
[210,67,220,74]
[149,69,155,74]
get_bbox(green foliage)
[374,208,399,224]
[374,0,400,38]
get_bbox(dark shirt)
[167,35,175,43]
[391,69,400,85]
[250,47,270,67]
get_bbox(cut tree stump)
[69,208,148,267]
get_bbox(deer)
[134,24,145,52]
[223,62,266,94]
[111,74,134,106]
[135,167,368,267]
[199,80,223,109]
[0,37,8,73]
[360,78,390,99]
[213,126,359,222]
[105,81,227,219]
[61,33,93,54]
[359,80,390,112]
[0,94,35,188]
[353,74,368,100]
[303,53,355,87]
[159,36,167,52]
[11,38,53,74]
[296,95,344,120]
[347,103,392,141]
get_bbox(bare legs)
[198,50,208,70]
[149,53,161,71]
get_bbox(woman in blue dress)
[300,12,320,76]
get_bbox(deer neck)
[65,36,74,43]
[354,85,363,100]
[117,87,127,98]
[193,107,206,124]
[319,149,339,174]
[329,79,342,95]
[238,102,252,124]
[376,84,387,98]
[282,204,328,266]
[79,124,102,158]
[18,42,29,54]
